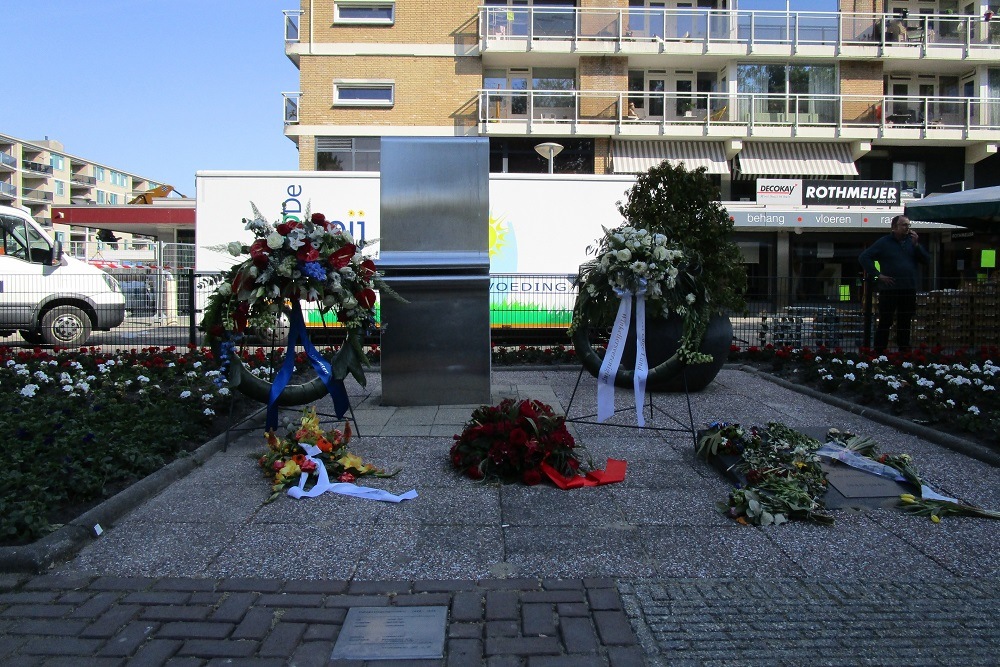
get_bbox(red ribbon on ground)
[540,459,627,490]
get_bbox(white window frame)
[334,0,395,25]
[333,80,395,107]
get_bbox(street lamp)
[534,142,564,174]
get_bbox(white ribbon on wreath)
[287,444,418,502]
[596,281,648,427]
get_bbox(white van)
[0,205,125,346]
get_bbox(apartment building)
[281,0,1000,297]
[0,132,167,251]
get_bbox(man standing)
[858,215,931,353]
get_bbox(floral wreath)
[450,398,587,484]
[568,224,712,385]
[200,204,398,412]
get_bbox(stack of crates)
[973,283,1000,346]
[912,289,973,350]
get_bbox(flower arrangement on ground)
[450,398,587,484]
[698,421,1000,525]
[698,422,833,526]
[258,406,393,502]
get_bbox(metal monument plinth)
[379,137,491,406]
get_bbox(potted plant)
[569,161,746,391]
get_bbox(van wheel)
[41,306,92,347]
[18,330,45,345]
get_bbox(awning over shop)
[735,142,858,177]
[611,140,729,175]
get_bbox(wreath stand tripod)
[562,363,698,448]
[218,323,370,451]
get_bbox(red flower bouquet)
[450,399,588,484]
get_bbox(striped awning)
[735,142,858,177]
[611,140,729,175]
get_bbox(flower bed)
[731,344,1000,447]
[0,344,370,545]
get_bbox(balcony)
[282,91,300,124]
[21,160,53,176]
[70,173,97,187]
[283,9,303,65]
[477,89,1000,142]
[478,7,1000,60]
[21,188,54,203]
[0,182,16,199]
[0,153,16,171]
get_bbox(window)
[333,80,394,106]
[95,166,105,181]
[97,190,106,204]
[334,0,395,24]
[55,181,65,196]
[109,193,119,205]
[893,161,925,197]
[1,214,49,263]
[49,154,65,171]
[316,137,381,171]
[110,170,130,187]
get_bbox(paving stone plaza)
[1,367,998,665]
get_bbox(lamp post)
[534,142,564,174]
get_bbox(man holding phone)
[858,215,930,354]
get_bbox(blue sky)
[5,0,299,196]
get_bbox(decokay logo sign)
[756,179,902,207]
[757,179,802,206]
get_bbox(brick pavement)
[0,574,644,666]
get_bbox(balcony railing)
[282,92,300,124]
[478,89,1000,133]
[0,182,16,198]
[21,160,53,175]
[21,188,54,203]
[284,9,302,43]
[479,6,1000,51]
[70,174,97,186]
[0,153,16,169]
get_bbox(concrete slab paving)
[1,367,999,666]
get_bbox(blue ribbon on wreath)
[266,301,350,430]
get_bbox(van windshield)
[0,214,50,263]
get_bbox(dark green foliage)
[616,161,747,313]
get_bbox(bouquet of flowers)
[570,224,710,363]
[200,205,394,347]
[258,406,393,502]
[450,398,587,485]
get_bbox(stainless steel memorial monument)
[378,137,492,406]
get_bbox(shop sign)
[803,180,901,206]
[756,179,802,206]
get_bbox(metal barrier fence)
[2,271,997,352]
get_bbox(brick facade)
[840,60,884,123]
[298,55,480,131]
[579,56,628,121]
[299,0,477,47]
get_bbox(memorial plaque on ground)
[331,606,447,660]
[822,462,916,510]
